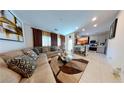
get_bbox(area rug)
[57,58,89,83]
[59,66,82,74]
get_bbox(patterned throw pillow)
[23,49,38,60]
[6,55,36,78]
[50,46,58,51]
[36,47,42,53]
[32,48,40,55]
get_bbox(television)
[76,36,89,45]
[90,40,96,44]
[109,18,118,39]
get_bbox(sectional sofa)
[0,47,62,83]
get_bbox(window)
[42,31,51,46]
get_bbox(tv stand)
[89,46,97,51]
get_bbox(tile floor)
[72,51,121,83]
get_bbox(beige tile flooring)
[72,51,121,83]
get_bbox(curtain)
[42,31,51,46]
[32,28,42,47]
[60,35,65,48]
[51,33,57,46]
[32,27,64,48]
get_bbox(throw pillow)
[32,48,40,55]
[37,47,43,53]
[50,46,57,51]
[23,49,38,60]
[6,55,36,78]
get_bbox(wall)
[0,24,33,53]
[23,24,33,48]
[107,11,124,69]
[65,33,75,52]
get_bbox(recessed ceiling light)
[75,27,78,29]
[82,28,85,31]
[92,17,97,22]
[93,24,98,27]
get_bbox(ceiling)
[13,10,119,36]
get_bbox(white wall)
[65,33,75,52]
[0,24,33,53]
[23,24,33,48]
[107,11,124,69]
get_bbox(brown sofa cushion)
[46,51,59,58]
[42,47,50,53]
[0,67,21,83]
[0,50,24,62]
[20,64,56,83]
[0,57,7,67]
[6,55,37,78]
[36,53,48,66]
[0,55,11,62]
[50,56,61,75]
[20,53,56,83]
[0,50,24,58]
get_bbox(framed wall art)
[109,18,118,39]
[0,10,24,42]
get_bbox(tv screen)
[76,37,89,45]
[90,40,96,43]
[109,18,118,39]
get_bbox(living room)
[0,10,124,83]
